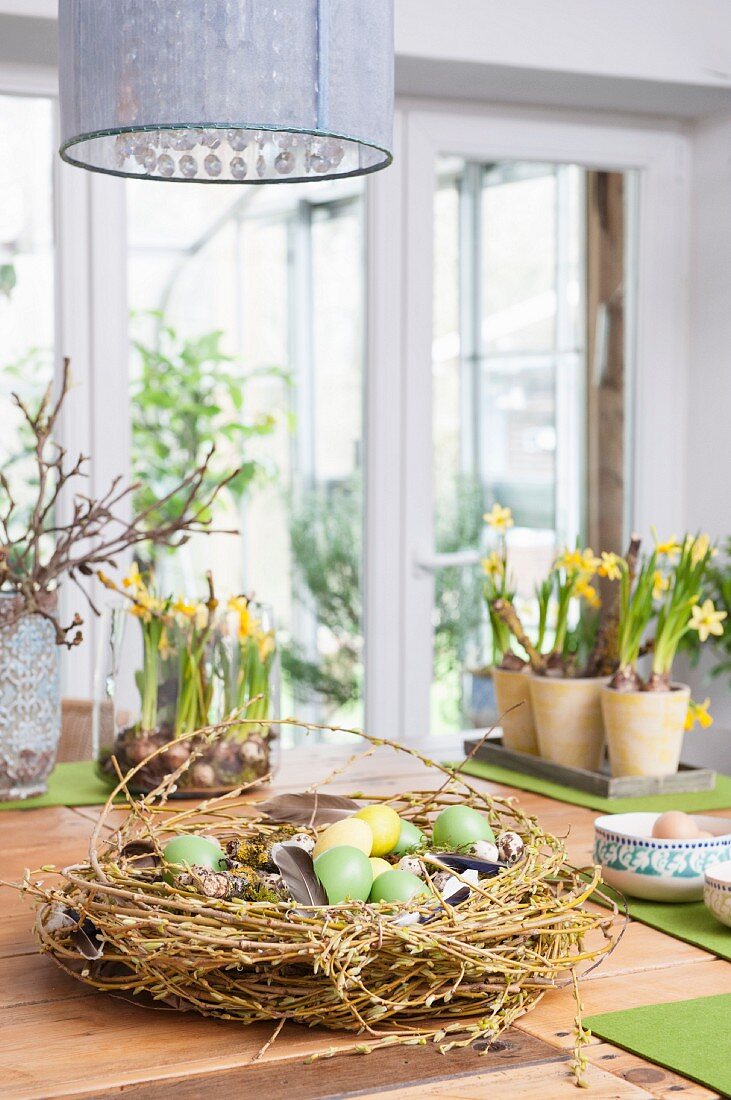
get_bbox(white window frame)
[365,101,691,741]
[0,63,129,699]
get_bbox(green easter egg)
[432,805,495,850]
[369,869,430,904]
[314,845,373,905]
[392,818,424,856]
[163,835,226,883]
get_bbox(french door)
[364,105,690,743]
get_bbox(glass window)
[127,177,366,732]
[0,94,55,517]
[431,157,634,734]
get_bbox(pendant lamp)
[59,0,394,184]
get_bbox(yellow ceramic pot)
[492,667,538,755]
[529,676,606,771]
[601,684,690,778]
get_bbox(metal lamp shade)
[59,0,394,184]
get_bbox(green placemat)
[585,993,731,1096]
[0,762,116,811]
[594,883,731,962]
[456,758,731,814]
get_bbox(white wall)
[396,0,731,88]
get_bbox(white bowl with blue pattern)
[594,812,731,902]
[704,861,731,927]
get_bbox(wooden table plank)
[588,1043,720,1099]
[80,1030,565,1100]
[514,959,731,1050]
[353,1061,655,1099]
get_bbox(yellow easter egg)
[369,856,392,882]
[354,805,401,856]
[313,817,373,860]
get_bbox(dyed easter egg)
[392,818,424,856]
[163,835,226,881]
[312,817,373,860]
[432,805,495,850]
[314,845,373,904]
[354,805,401,856]
[369,869,430,904]
[369,856,392,881]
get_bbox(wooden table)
[1,743,728,1099]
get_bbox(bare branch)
[0,359,241,646]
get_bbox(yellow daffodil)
[257,630,276,664]
[228,595,253,639]
[580,548,601,575]
[483,503,514,532]
[655,534,682,558]
[685,697,713,732]
[652,570,670,601]
[97,570,116,591]
[575,578,601,609]
[690,533,718,567]
[481,551,504,578]
[555,547,584,573]
[689,599,727,642]
[123,562,144,592]
[555,547,600,577]
[130,589,166,623]
[173,596,198,619]
[598,551,623,581]
[194,602,209,631]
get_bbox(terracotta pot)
[492,667,537,755]
[529,675,606,771]
[601,683,690,778]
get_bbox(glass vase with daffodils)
[97,570,280,793]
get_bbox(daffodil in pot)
[481,504,538,755]
[601,534,726,777]
[524,547,610,771]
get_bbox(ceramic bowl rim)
[704,860,731,889]
[594,812,731,847]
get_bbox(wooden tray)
[462,737,716,798]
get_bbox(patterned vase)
[0,594,61,800]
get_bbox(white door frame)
[366,101,691,741]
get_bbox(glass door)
[398,111,647,742]
[428,157,600,734]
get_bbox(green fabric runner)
[597,885,731,962]
[457,757,731,814]
[0,762,117,811]
[585,994,731,1096]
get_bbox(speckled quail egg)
[397,855,425,878]
[288,832,316,854]
[496,830,525,864]
[471,840,500,862]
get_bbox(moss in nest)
[228,835,272,870]
[228,827,296,871]
[228,866,282,903]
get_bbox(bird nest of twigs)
[22,719,621,1076]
